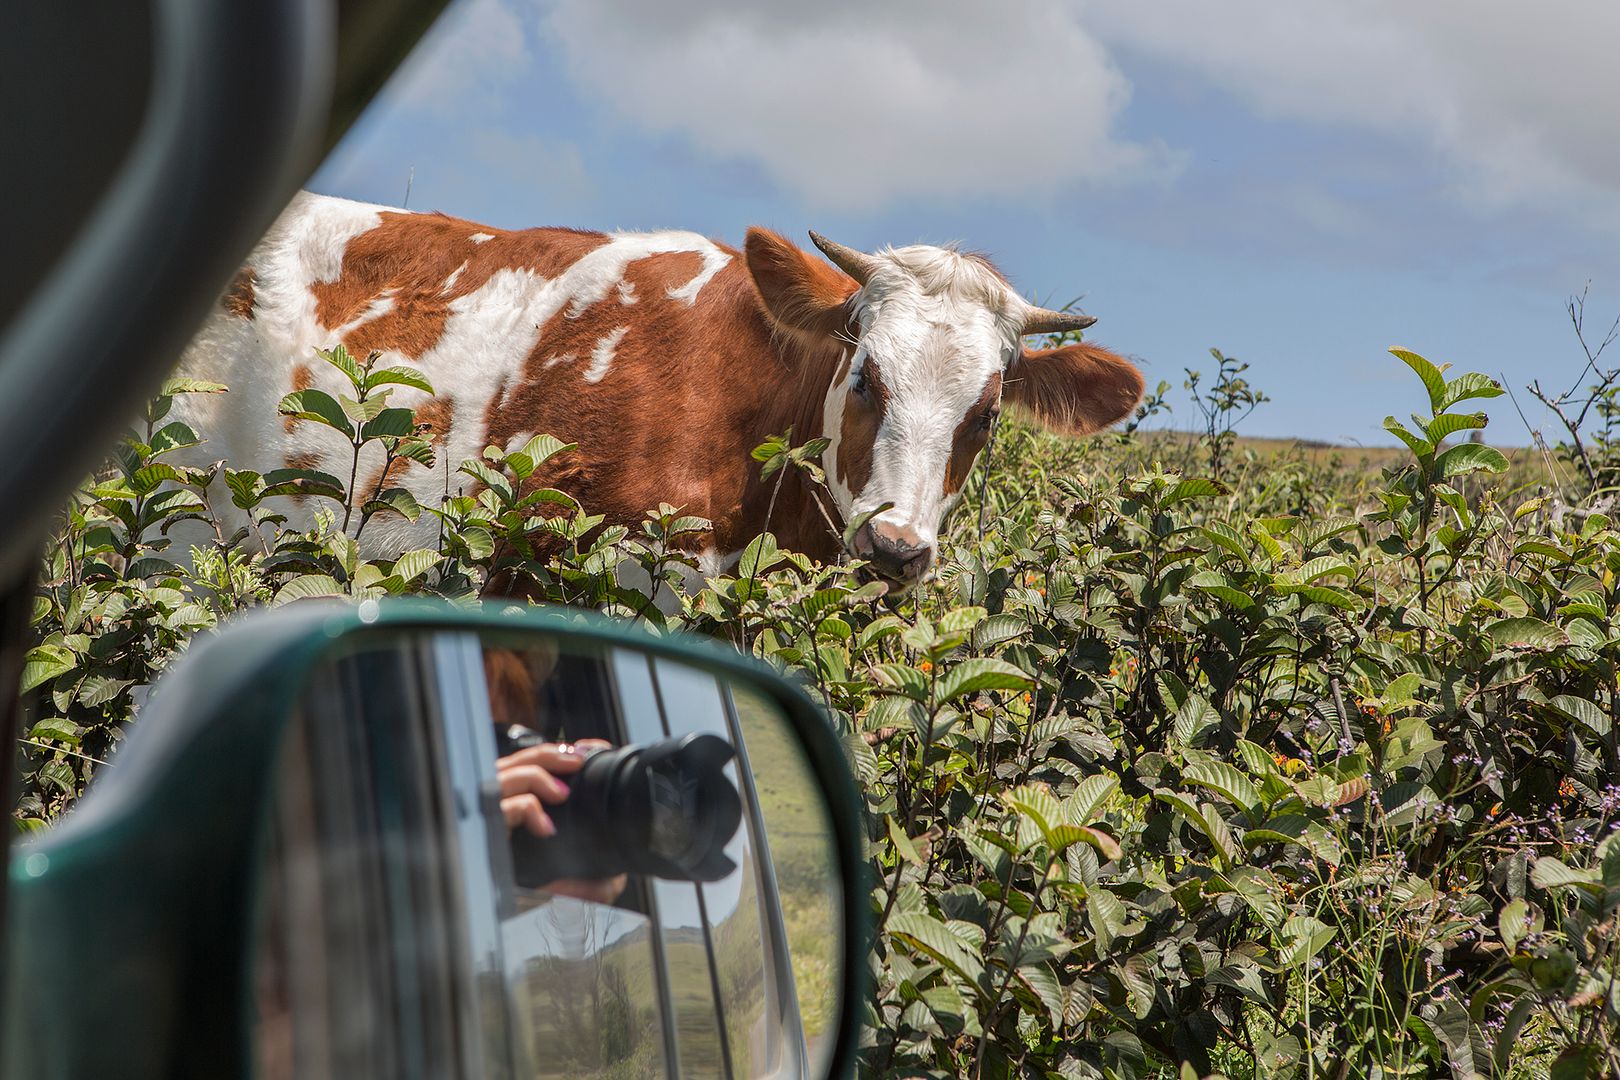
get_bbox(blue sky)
[314,0,1620,446]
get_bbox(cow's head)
[746,228,1143,592]
[741,229,1140,595]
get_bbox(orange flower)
[1487,803,1501,818]
[1559,777,1577,800]
[918,660,933,674]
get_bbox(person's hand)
[496,738,610,837]
[496,738,627,903]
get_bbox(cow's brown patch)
[283,364,315,433]
[944,372,1001,496]
[475,235,854,562]
[296,212,867,570]
[222,267,256,319]
[836,357,888,499]
[311,211,609,360]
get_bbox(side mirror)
[4,603,867,1080]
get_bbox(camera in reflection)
[508,731,743,887]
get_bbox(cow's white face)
[745,228,1144,593]
[821,247,1024,588]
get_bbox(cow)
[175,192,1143,593]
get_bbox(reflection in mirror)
[480,635,842,1080]
[253,630,843,1080]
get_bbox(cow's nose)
[852,520,933,585]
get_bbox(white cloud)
[390,0,531,113]
[531,0,1180,211]
[1080,1,1620,225]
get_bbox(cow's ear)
[745,227,856,340]
[1004,341,1144,436]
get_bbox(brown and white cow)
[176,192,1143,591]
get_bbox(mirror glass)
[253,629,843,1080]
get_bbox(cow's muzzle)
[851,519,933,589]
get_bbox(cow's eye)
[852,368,871,399]
[979,408,1000,432]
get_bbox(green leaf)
[321,343,365,387]
[736,532,783,579]
[1163,477,1228,504]
[871,665,930,700]
[1087,888,1127,954]
[750,432,790,463]
[1013,962,1065,1027]
[1273,581,1360,609]
[971,613,1026,650]
[77,674,132,708]
[360,407,416,440]
[148,421,201,456]
[391,549,443,583]
[262,468,346,502]
[363,487,423,522]
[128,462,184,496]
[27,718,82,745]
[278,388,354,437]
[1549,1045,1603,1080]
[1183,761,1260,813]
[364,365,433,394]
[1436,442,1508,478]
[1199,522,1252,566]
[1187,570,1255,609]
[1498,898,1542,953]
[1425,411,1487,444]
[886,815,924,865]
[1172,693,1220,746]
[1068,775,1119,826]
[887,912,986,990]
[1297,556,1352,582]
[1546,694,1611,737]
[1485,617,1566,649]
[20,645,75,694]
[1438,371,1505,410]
[937,657,1033,702]
[1390,348,1448,414]
[159,377,228,396]
[1530,857,1601,894]
[1384,416,1433,458]
[1276,915,1336,967]
[273,574,346,605]
[938,605,987,633]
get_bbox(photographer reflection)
[495,738,626,905]
[483,644,745,903]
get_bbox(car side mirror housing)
[3,601,867,1080]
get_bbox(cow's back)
[170,192,773,562]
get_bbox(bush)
[16,343,1620,1078]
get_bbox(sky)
[313,0,1620,446]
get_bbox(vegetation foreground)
[15,341,1620,1079]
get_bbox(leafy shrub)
[16,343,1620,1078]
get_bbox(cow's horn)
[809,231,879,285]
[1021,306,1098,336]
